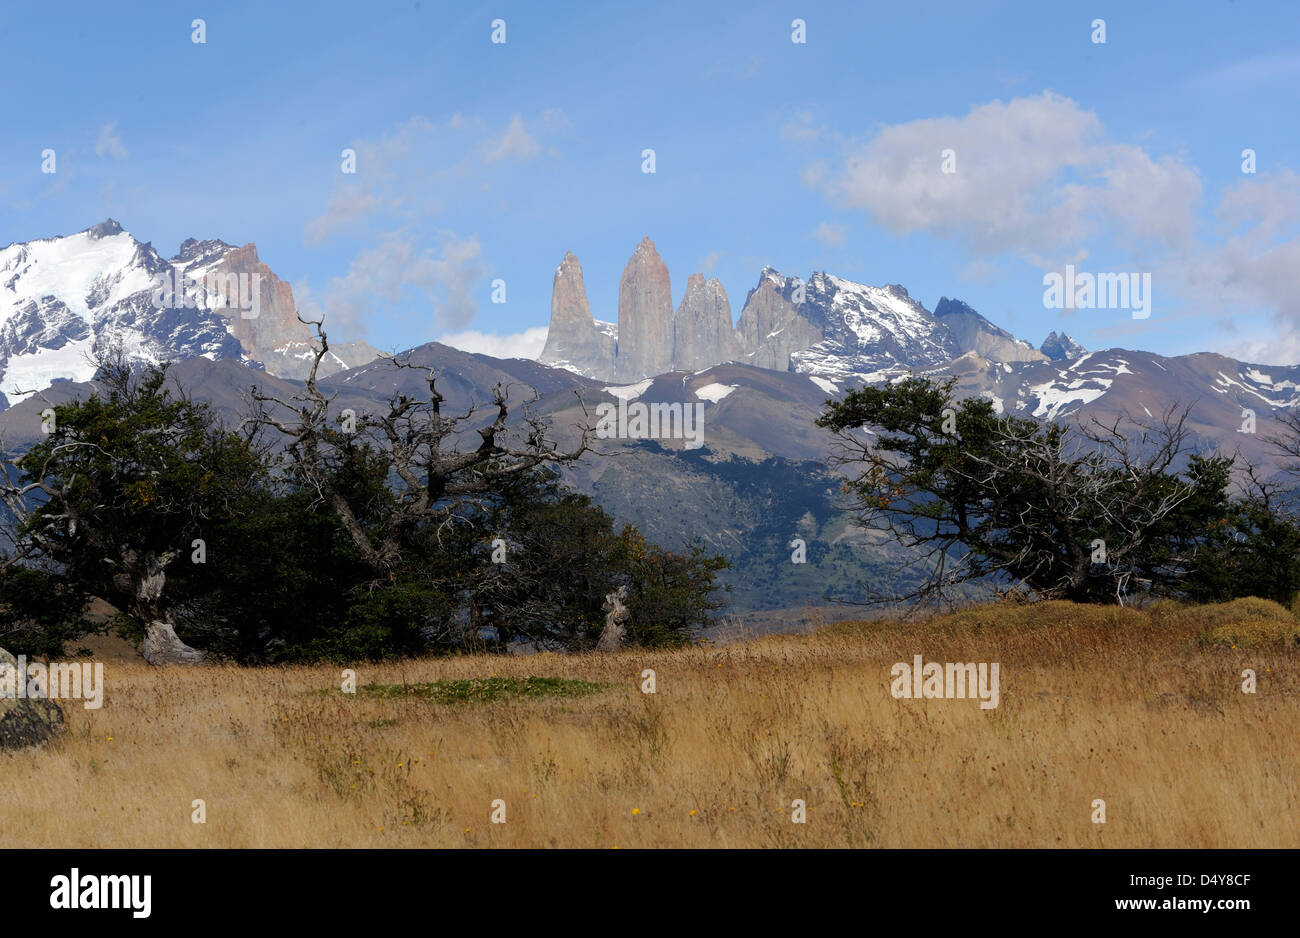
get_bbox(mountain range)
[537,235,1300,470]
[1,221,1297,612]
[0,220,379,409]
[539,236,1063,385]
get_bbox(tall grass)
[1,598,1295,847]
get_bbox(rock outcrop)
[736,269,823,371]
[534,241,1065,387]
[538,251,616,378]
[0,647,65,750]
[172,239,381,380]
[615,238,675,381]
[673,274,742,371]
[934,297,1047,363]
[1040,331,1088,361]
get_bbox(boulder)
[0,647,65,750]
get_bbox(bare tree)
[246,316,593,585]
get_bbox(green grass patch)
[357,675,608,705]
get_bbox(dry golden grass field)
[2,597,1297,848]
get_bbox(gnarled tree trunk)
[126,548,206,666]
[595,585,628,651]
[142,620,207,666]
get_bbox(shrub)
[1188,597,1300,649]
[0,566,91,658]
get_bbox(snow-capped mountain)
[0,220,243,406]
[782,273,958,383]
[5,336,1296,617]
[768,272,1049,387]
[928,345,1300,447]
[535,239,1300,455]
[0,220,379,409]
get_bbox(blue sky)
[2,0,1298,363]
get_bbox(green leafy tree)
[817,377,1234,605]
[1,337,730,664]
[1180,466,1300,605]
[0,565,90,658]
[460,468,729,650]
[615,527,730,646]
[0,358,267,663]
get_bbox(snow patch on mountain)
[1029,376,1112,419]
[1213,368,1300,409]
[695,382,737,402]
[602,379,653,400]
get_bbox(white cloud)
[1216,168,1300,241]
[1165,236,1300,330]
[300,231,484,339]
[813,91,1300,345]
[1196,53,1300,92]
[1093,144,1201,249]
[305,112,562,244]
[485,115,540,163]
[823,92,1205,255]
[801,159,829,189]
[541,108,572,132]
[94,123,127,160]
[298,111,573,340]
[1221,330,1300,368]
[305,188,383,244]
[435,326,549,360]
[811,222,845,246]
[781,110,823,145]
[1152,170,1300,333]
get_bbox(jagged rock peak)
[615,236,674,380]
[934,296,1048,364]
[86,218,124,239]
[674,273,740,371]
[737,267,822,371]
[175,237,236,264]
[551,250,593,324]
[1041,331,1087,361]
[934,296,977,317]
[539,249,616,379]
[556,249,581,273]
